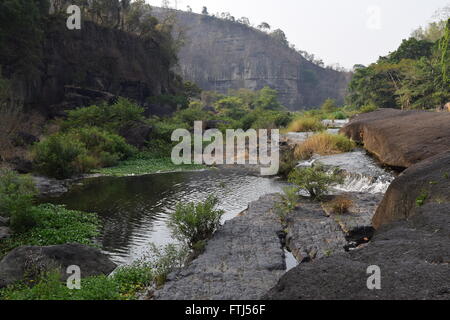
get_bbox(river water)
[44,168,288,264]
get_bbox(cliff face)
[11,17,180,117]
[153,8,352,110]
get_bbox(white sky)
[146,0,449,69]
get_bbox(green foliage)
[254,86,285,111]
[288,165,344,200]
[168,196,224,248]
[0,244,188,300]
[358,104,379,114]
[321,98,338,113]
[416,191,429,207]
[33,134,89,179]
[145,243,189,287]
[1,204,99,259]
[347,19,450,110]
[68,127,137,167]
[275,187,299,222]
[33,125,137,179]
[0,169,36,218]
[0,0,48,77]
[63,98,145,133]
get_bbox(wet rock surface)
[340,109,450,168]
[373,150,450,229]
[264,202,450,300]
[154,194,286,300]
[286,200,348,262]
[0,243,117,288]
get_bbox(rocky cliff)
[4,17,181,118]
[152,8,352,110]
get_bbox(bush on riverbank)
[169,196,225,249]
[0,169,100,257]
[288,165,343,200]
[33,128,137,179]
[294,132,356,160]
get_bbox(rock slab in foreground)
[154,195,286,300]
[264,203,450,300]
[340,109,450,168]
[373,150,450,229]
[0,243,117,288]
[286,200,347,262]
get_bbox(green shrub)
[69,127,137,167]
[331,111,347,120]
[0,169,36,217]
[275,186,299,222]
[33,134,90,179]
[145,243,189,287]
[288,165,344,200]
[168,196,224,248]
[63,98,145,133]
[321,98,338,113]
[112,262,153,297]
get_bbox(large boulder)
[372,150,450,229]
[264,203,450,300]
[340,109,450,168]
[0,243,117,288]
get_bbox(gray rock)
[32,176,68,197]
[263,203,450,300]
[286,200,348,262]
[154,194,287,300]
[0,243,117,288]
[0,227,12,241]
[152,8,351,110]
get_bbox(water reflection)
[44,169,287,264]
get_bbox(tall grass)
[294,132,356,159]
[287,117,325,132]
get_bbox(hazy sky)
[146,0,449,69]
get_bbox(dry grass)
[327,196,354,214]
[294,132,356,160]
[286,117,325,133]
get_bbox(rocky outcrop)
[152,8,351,110]
[373,151,450,229]
[264,202,450,300]
[0,243,117,288]
[5,17,180,118]
[340,109,450,168]
[154,194,287,300]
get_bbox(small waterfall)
[333,172,393,194]
[296,149,395,195]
